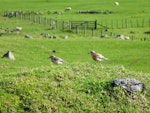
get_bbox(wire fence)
[1,11,150,41]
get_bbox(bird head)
[49,55,55,59]
[89,50,96,55]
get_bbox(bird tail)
[104,57,109,60]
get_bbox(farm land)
[0,0,150,112]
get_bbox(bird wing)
[54,57,64,62]
[94,53,108,61]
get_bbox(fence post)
[136,19,139,27]
[43,17,46,26]
[34,15,36,23]
[55,20,58,29]
[38,16,41,24]
[111,20,113,29]
[62,21,64,30]
[142,19,144,27]
[105,20,107,28]
[91,28,94,37]
[122,19,124,28]
[94,20,97,29]
[125,19,128,28]
[130,19,133,28]
[20,14,23,20]
[69,21,72,31]
[116,20,118,29]
[84,26,86,36]
[76,25,79,34]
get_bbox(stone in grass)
[2,51,15,60]
[25,34,32,39]
[111,78,146,93]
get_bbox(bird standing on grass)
[89,50,108,61]
[49,55,64,64]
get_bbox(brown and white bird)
[89,50,108,61]
[49,55,64,64]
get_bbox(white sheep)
[15,27,22,31]
[65,7,72,11]
[114,2,119,6]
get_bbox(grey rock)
[111,78,145,92]
[2,51,15,60]
[25,34,32,38]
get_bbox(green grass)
[0,35,150,74]
[0,0,150,112]
[0,63,150,112]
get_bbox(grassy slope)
[0,0,150,112]
[0,34,150,74]
[0,63,150,112]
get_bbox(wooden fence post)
[20,14,23,20]
[111,20,113,29]
[142,19,144,27]
[130,19,133,28]
[91,29,94,37]
[69,21,72,31]
[34,15,36,23]
[136,19,139,27]
[29,14,31,21]
[76,25,79,34]
[125,19,128,28]
[116,20,118,29]
[43,17,46,26]
[94,20,97,29]
[122,19,124,28]
[39,16,41,24]
[62,21,64,30]
[84,26,86,36]
[55,20,58,29]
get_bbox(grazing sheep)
[114,2,119,6]
[12,27,22,32]
[15,27,22,31]
[65,7,72,11]
[63,35,68,39]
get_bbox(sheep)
[15,27,22,31]
[65,7,72,11]
[114,2,119,6]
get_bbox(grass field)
[0,0,150,112]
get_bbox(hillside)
[0,0,150,112]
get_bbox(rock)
[2,51,15,60]
[41,33,51,38]
[111,78,145,92]
[116,34,130,40]
[25,34,32,38]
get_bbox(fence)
[9,12,149,30]
[98,18,150,29]
[2,11,150,41]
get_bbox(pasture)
[0,0,150,112]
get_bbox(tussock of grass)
[0,63,149,112]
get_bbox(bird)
[89,50,108,61]
[49,55,64,64]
